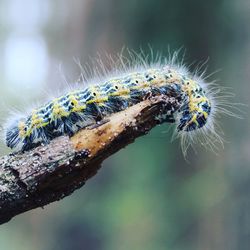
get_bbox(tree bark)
[0,94,180,225]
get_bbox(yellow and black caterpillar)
[5,59,213,153]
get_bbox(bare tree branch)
[0,94,180,225]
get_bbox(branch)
[0,94,180,225]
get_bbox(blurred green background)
[0,0,249,249]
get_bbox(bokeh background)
[0,0,250,249]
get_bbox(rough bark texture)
[0,94,180,225]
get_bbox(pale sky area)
[1,0,50,92]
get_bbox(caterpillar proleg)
[3,51,227,155]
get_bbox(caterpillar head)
[177,97,211,132]
[177,79,211,132]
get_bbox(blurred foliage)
[0,0,250,250]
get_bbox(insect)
[3,51,226,154]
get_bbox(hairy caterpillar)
[3,51,225,154]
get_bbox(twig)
[0,94,180,225]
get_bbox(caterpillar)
[3,51,225,154]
